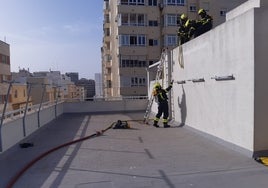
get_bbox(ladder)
[143,48,167,124]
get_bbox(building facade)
[101,0,246,98]
[65,72,79,84]
[0,40,11,113]
[76,78,96,100]
[94,73,103,98]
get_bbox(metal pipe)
[0,81,13,152]
[190,78,205,83]
[211,75,235,81]
[22,83,32,137]
[176,80,186,84]
[37,84,46,128]
[54,86,61,118]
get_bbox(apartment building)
[76,78,96,100]
[0,40,12,113]
[101,0,246,98]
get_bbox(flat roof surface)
[1,112,268,188]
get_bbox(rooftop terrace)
[1,111,268,188]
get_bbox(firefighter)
[196,9,213,37]
[178,14,197,44]
[152,80,173,128]
[178,14,190,44]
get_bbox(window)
[165,0,185,6]
[148,20,158,26]
[120,59,147,68]
[119,35,130,46]
[137,0,145,5]
[130,36,137,45]
[130,14,136,25]
[131,77,146,86]
[137,14,145,26]
[149,39,158,46]
[148,0,157,6]
[119,0,144,5]
[165,35,177,46]
[120,13,145,26]
[137,35,146,46]
[220,8,227,16]
[121,0,128,5]
[165,14,178,26]
[107,80,112,88]
[189,4,197,12]
[0,54,10,65]
[129,0,136,5]
[104,28,110,36]
[104,14,110,23]
[120,14,129,25]
[120,35,146,46]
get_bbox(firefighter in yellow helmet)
[178,14,197,44]
[152,80,173,128]
[177,14,189,44]
[196,9,213,37]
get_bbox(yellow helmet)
[198,9,206,15]
[154,82,161,89]
[180,14,187,20]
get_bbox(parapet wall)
[165,0,268,156]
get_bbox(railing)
[0,95,148,153]
[0,100,64,123]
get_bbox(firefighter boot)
[163,122,170,128]
[153,120,159,128]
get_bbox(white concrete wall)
[1,104,64,152]
[226,0,260,20]
[152,0,268,154]
[171,9,255,151]
[63,99,147,113]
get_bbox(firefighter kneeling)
[152,80,173,128]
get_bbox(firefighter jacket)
[153,85,172,104]
[199,14,213,26]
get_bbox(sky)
[0,0,103,79]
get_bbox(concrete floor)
[1,112,268,188]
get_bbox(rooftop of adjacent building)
[1,110,268,188]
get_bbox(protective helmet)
[154,82,161,89]
[198,9,206,15]
[180,14,187,20]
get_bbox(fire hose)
[5,121,116,188]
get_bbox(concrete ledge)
[226,0,260,21]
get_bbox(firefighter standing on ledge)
[195,9,213,37]
[152,80,173,128]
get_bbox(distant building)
[76,78,95,99]
[94,73,103,98]
[65,72,79,84]
[26,76,56,105]
[10,83,32,113]
[12,68,32,83]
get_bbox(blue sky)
[0,0,103,79]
